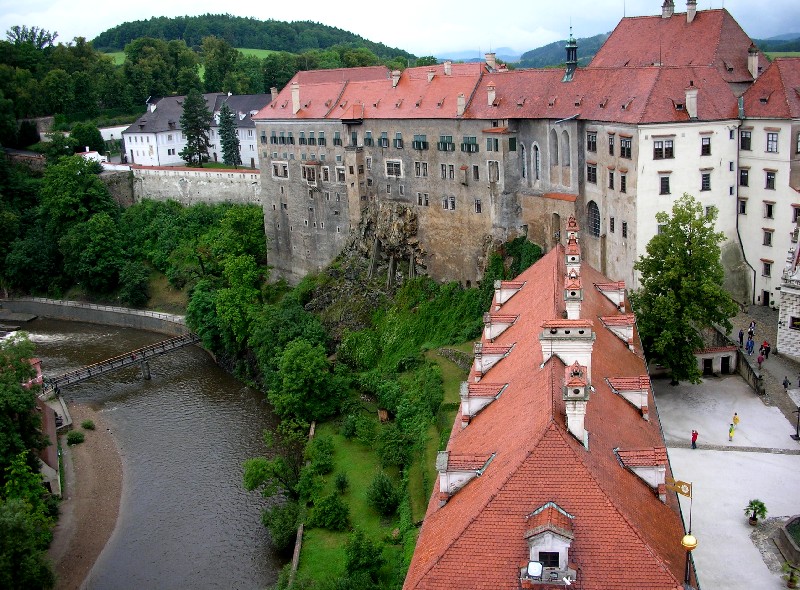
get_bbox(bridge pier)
[140,360,151,380]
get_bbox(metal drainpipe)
[732,117,757,306]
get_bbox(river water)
[26,318,282,590]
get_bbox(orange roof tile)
[590,9,766,85]
[405,245,687,590]
[601,314,636,326]
[742,58,800,119]
[542,192,578,202]
[617,447,668,468]
[607,376,652,392]
[467,382,507,398]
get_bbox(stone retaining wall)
[132,166,262,207]
[1,298,188,336]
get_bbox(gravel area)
[47,403,123,590]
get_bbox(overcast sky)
[0,0,798,56]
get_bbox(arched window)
[533,145,541,180]
[521,144,527,178]
[587,201,600,237]
[550,129,559,166]
[561,130,571,166]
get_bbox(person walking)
[749,320,756,336]
[738,329,744,348]
[757,353,764,369]
[733,412,740,429]
[746,336,754,355]
[764,342,771,359]
[784,376,791,390]
[729,423,735,441]
[691,429,698,449]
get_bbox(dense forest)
[92,14,415,61]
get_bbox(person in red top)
[691,429,698,449]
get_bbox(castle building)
[403,217,693,589]
[252,2,798,308]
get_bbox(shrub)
[335,472,349,494]
[309,493,350,531]
[261,501,300,554]
[355,414,377,445]
[376,424,411,468]
[81,419,95,430]
[306,435,335,475]
[366,472,399,516]
[119,260,151,306]
[341,414,358,439]
[345,528,386,580]
[66,431,85,445]
[296,464,325,503]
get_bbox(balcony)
[519,562,577,587]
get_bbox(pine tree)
[178,89,211,167]
[629,193,738,384]
[218,102,241,168]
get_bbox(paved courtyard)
[654,373,800,590]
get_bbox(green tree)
[269,339,342,422]
[5,26,57,49]
[178,88,211,167]
[201,36,239,93]
[59,212,124,293]
[630,193,738,384]
[69,122,104,153]
[243,428,306,501]
[3,452,55,546]
[218,102,241,168]
[345,528,385,581]
[414,56,438,66]
[0,499,56,589]
[0,334,48,488]
[366,471,398,516]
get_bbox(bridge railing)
[14,297,186,325]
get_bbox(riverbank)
[48,402,123,590]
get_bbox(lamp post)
[681,533,697,590]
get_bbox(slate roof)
[590,9,767,85]
[404,244,688,590]
[741,58,800,119]
[124,93,271,134]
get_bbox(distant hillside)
[91,14,415,60]
[754,36,800,53]
[763,33,800,42]
[518,33,609,69]
[436,47,521,63]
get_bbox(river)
[26,318,282,590]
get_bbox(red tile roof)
[590,9,766,85]
[607,375,652,392]
[742,58,800,119]
[617,447,668,468]
[467,382,507,398]
[405,246,687,590]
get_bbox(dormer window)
[520,502,578,586]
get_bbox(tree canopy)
[629,193,738,383]
[218,102,240,168]
[178,89,211,166]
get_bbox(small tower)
[563,27,578,82]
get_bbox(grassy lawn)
[297,419,402,582]
[237,48,281,58]
[767,52,800,59]
[147,272,188,313]
[406,349,467,522]
[104,51,125,65]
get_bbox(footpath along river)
[27,317,282,590]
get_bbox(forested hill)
[518,33,609,68]
[91,14,415,60]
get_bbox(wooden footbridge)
[39,332,200,399]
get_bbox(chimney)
[563,361,590,448]
[487,83,496,106]
[270,86,278,101]
[686,0,697,23]
[662,0,674,18]
[85,146,90,153]
[685,81,698,119]
[748,45,759,79]
[485,52,497,71]
[391,70,401,88]
[564,269,583,320]
[427,69,435,82]
[457,92,465,117]
[444,60,452,76]
[539,319,595,383]
[291,82,300,114]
